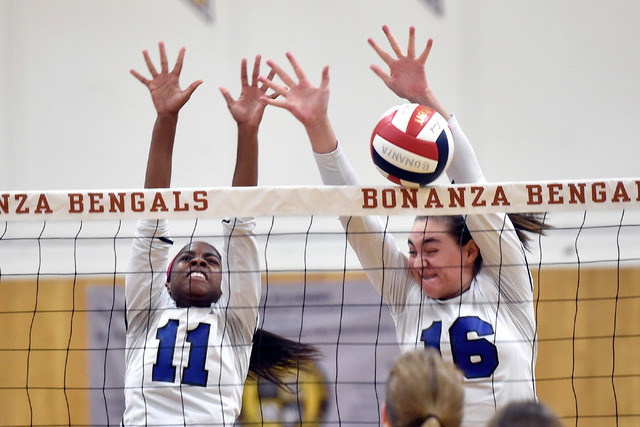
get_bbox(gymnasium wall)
[1,1,640,192]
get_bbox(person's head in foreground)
[382,347,464,427]
[487,400,562,427]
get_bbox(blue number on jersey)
[153,319,179,383]
[152,320,211,387]
[421,316,499,379]
[182,322,211,386]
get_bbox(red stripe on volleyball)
[371,109,398,156]
[405,105,435,137]
[374,116,439,159]
[387,173,402,186]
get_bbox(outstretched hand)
[369,25,449,118]
[130,41,202,116]
[220,55,277,129]
[368,25,433,104]
[258,52,337,154]
[258,52,330,129]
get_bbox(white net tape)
[2,179,639,220]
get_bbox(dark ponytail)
[416,213,550,251]
[506,213,550,250]
[248,328,320,389]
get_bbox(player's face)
[166,242,222,307]
[408,218,479,299]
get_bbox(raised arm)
[257,52,414,307]
[130,41,202,189]
[369,25,486,185]
[126,42,201,324]
[368,25,450,119]
[220,55,277,186]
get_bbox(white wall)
[2,0,640,193]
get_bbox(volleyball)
[370,103,454,187]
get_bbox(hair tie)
[166,253,178,281]
[424,414,440,424]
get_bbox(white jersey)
[122,218,260,427]
[314,115,537,426]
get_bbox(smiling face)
[408,217,479,299]
[166,242,223,307]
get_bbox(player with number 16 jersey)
[254,25,544,425]
[313,114,538,425]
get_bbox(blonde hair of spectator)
[383,348,464,427]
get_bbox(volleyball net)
[1,179,639,426]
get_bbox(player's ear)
[380,402,390,427]
[463,239,480,263]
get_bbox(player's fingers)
[183,80,203,99]
[142,50,158,77]
[258,75,289,97]
[382,24,405,58]
[130,69,149,86]
[265,59,296,88]
[285,52,308,82]
[219,86,235,108]
[251,55,261,86]
[158,41,169,73]
[172,47,186,76]
[407,26,416,58]
[260,69,277,93]
[240,58,249,87]
[259,95,287,109]
[368,38,394,66]
[417,38,433,64]
[319,65,330,90]
[370,64,390,81]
